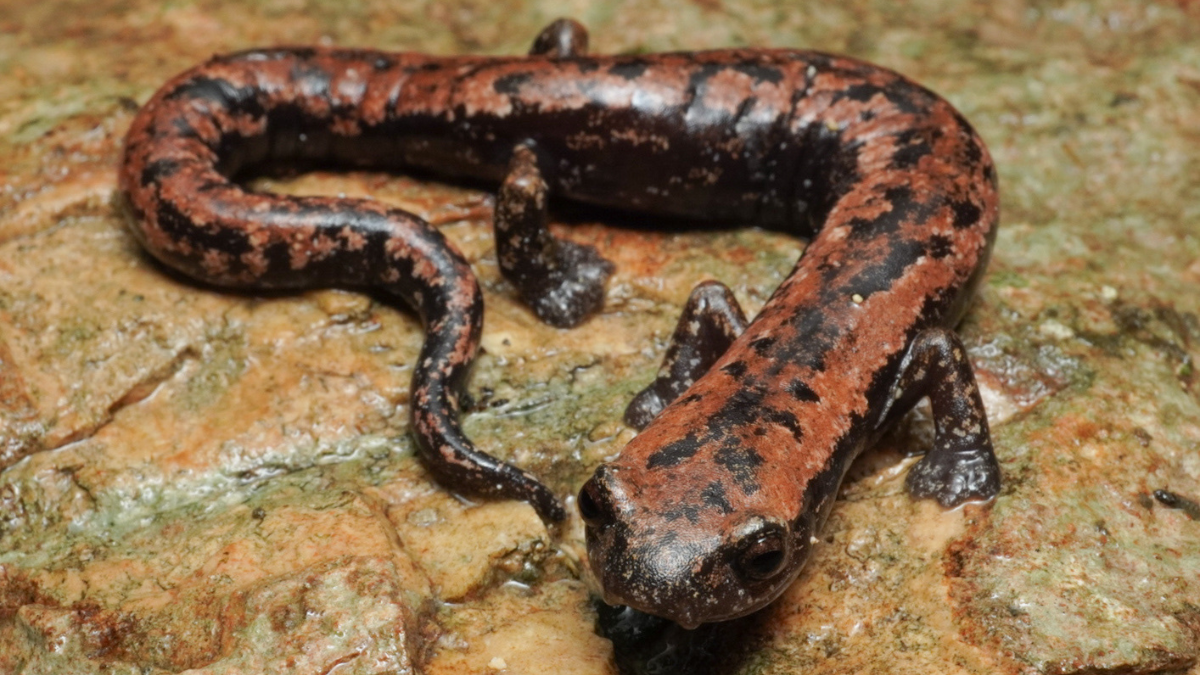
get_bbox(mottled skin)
[119,19,1001,627]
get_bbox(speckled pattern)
[4,1,1200,673]
[118,19,999,627]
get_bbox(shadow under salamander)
[597,603,766,675]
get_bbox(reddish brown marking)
[117,28,999,626]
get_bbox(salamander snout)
[582,461,808,628]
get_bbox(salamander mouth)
[604,586,763,630]
[587,522,806,628]
[585,527,732,628]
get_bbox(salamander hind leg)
[624,281,748,429]
[495,143,614,328]
[889,328,1002,507]
[529,18,589,57]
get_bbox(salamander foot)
[887,328,1002,507]
[906,447,1001,507]
[495,143,614,328]
[625,281,747,429]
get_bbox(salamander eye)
[733,524,789,582]
[577,474,613,527]
[578,483,601,521]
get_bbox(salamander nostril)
[577,477,609,525]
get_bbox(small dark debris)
[1153,489,1200,520]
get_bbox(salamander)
[119,18,1001,629]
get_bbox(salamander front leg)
[529,18,589,57]
[625,281,748,429]
[495,143,614,328]
[887,328,1002,506]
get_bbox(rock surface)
[1,1,1198,673]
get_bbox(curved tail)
[118,49,565,521]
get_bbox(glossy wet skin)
[576,54,998,627]
[581,463,826,628]
[120,19,999,628]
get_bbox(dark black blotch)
[927,234,954,259]
[791,115,863,236]
[839,83,882,104]
[153,197,251,261]
[843,236,927,300]
[722,361,748,378]
[884,86,924,114]
[983,162,997,185]
[774,311,836,372]
[171,117,202,140]
[646,434,702,470]
[494,72,533,95]
[141,158,182,187]
[708,387,765,432]
[167,76,265,119]
[786,379,820,403]
[284,47,317,61]
[951,108,980,139]
[963,137,984,165]
[687,62,724,94]
[835,82,923,114]
[885,185,916,212]
[608,59,649,80]
[701,481,734,514]
[845,184,921,241]
[662,502,703,524]
[574,58,600,73]
[892,136,932,168]
[749,336,775,356]
[763,407,802,440]
[951,199,982,229]
[733,95,757,123]
[715,442,764,494]
[733,61,784,84]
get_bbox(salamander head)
[579,460,815,629]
